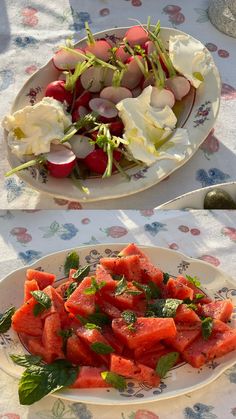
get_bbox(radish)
[103,68,115,87]
[142,74,155,89]
[89,98,118,119]
[121,56,144,89]
[46,144,76,178]
[109,120,124,136]
[100,86,132,104]
[124,26,149,47]
[150,86,175,108]
[144,40,155,56]
[69,135,95,159]
[85,39,112,62]
[165,76,191,101]
[52,48,85,71]
[132,86,142,97]
[45,80,73,105]
[115,45,130,63]
[84,148,121,175]
[72,106,89,122]
[80,67,105,92]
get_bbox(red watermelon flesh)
[65,276,95,316]
[176,275,212,304]
[41,285,68,326]
[197,299,234,323]
[174,304,201,323]
[24,279,39,302]
[100,255,142,282]
[42,313,64,362]
[139,258,164,286]
[119,243,149,260]
[71,366,110,388]
[11,297,43,337]
[66,335,99,366]
[26,269,56,289]
[165,322,202,353]
[165,278,194,300]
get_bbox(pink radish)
[85,39,112,62]
[115,45,130,63]
[124,26,149,47]
[52,48,85,71]
[103,68,115,87]
[45,80,73,105]
[69,135,95,159]
[80,67,105,92]
[142,74,155,89]
[100,86,132,104]
[121,56,144,89]
[46,144,76,178]
[165,76,191,101]
[150,87,175,108]
[144,40,155,55]
[72,106,89,122]
[89,98,118,119]
[131,86,142,97]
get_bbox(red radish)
[46,144,76,178]
[165,76,191,101]
[52,48,85,71]
[121,56,144,89]
[132,86,142,97]
[80,67,105,92]
[144,40,155,55]
[72,106,89,122]
[72,90,92,120]
[85,39,112,62]
[45,80,73,105]
[100,86,132,104]
[109,119,124,136]
[89,98,118,119]
[115,45,130,63]
[150,86,175,108]
[84,149,121,175]
[124,25,149,47]
[103,68,115,87]
[69,135,95,159]
[142,74,155,89]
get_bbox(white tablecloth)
[0,209,236,417]
[0,0,236,209]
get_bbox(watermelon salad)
[2,243,236,405]
[3,20,212,186]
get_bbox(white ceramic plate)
[158,181,236,209]
[0,243,235,405]
[5,26,221,203]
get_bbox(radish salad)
[3,20,213,186]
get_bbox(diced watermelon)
[26,269,56,289]
[182,320,236,367]
[27,337,50,362]
[135,346,177,369]
[100,255,142,282]
[197,299,234,323]
[110,354,160,387]
[96,264,116,288]
[102,281,142,310]
[41,285,68,326]
[165,322,202,353]
[56,280,74,299]
[66,335,98,366]
[165,277,194,300]
[24,279,39,302]
[112,317,176,349]
[139,258,164,286]
[65,277,95,316]
[42,313,64,363]
[176,275,212,304]
[70,366,110,388]
[134,341,166,359]
[68,268,78,281]
[95,296,122,318]
[76,326,113,365]
[102,326,124,354]
[174,304,201,323]
[11,297,43,336]
[119,243,149,260]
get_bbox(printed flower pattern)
[10,227,32,244]
[184,402,217,418]
[39,221,78,240]
[162,5,185,27]
[100,226,128,238]
[221,227,236,242]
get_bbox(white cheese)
[2,97,71,156]
[169,34,212,88]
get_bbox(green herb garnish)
[101,371,127,391]
[163,272,170,284]
[10,354,42,368]
[201,317,213,340]
[64,251,80,276]
[83,277,106,295]
[121,310,137,325]
[156,352,179,378]
[72,265,90,282]
[0,306,16,333]
[186,275,201,288]
[64,282,78,300]
[147,299,182,318]
[31,291,52,316]
[90,342,114,354]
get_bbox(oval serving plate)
[0,243,235,405]
[158,181,236,209]
[5,26,221,203]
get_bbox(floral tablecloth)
[0,209,236,417]
[0,0,236,209]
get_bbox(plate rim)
[0,243,236,405]
[4,26,221,204]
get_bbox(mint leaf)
[201,317,213,340]
[90,342,114,354]
[64,282,78,300]
[121,310,137,325]
[186,275,201,288]
[195,293,204,300]
[64,251,80,276]
[115,276,127,296]
[31,291,52,317]
[147,299,182,318]
[185,303,197,311]
[58,328,73,352]
[72,265,90,282]
[85,323,101,330]
[156,352,179,378]
[18,359,78,405]
[0,306,15,333]
[148,281,161,299]
[83,277,106,295]
[10,354,42,368]
[163,272,170,284]
[87,310,110,326]
[101,371,127,391]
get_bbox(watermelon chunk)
[165,277,194,300]
[197,299,234,323]
[66,335,98,366]
[95,296,122,318]
[76,326,113,365]
[102,325,124,354]
[27,337,51,363]
[96,264,116,288]
[139,258,164,286]
[110,354,160,387]
[41,285,68,326]
[165,322,202,353]
[70,366,110,388]
[24,279,39,302]
[182,320,236,367]
[26,269,56,289]
[100,255,142,282]
[102,281,142,310]
[176,275,212,304]
[174,304,201,323]
[119,243,149,260]
[11,297,43,336]
[112,317,176,349]
[42,313,64,363]
[65,277,95,316]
